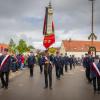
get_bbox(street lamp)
[89,0,95,34]
[88,0,97,45]
[88,0,97,56]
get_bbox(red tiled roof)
[0,44,8,52]
[62,40,100,52]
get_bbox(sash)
[45,56,48,60]
[92,62,100,77]
[0,55,10,71]
[44,56,49,63]
[44,56,52,64]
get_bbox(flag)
[43,4,55,49]
[43,34,55,49]
[43,7,48,35]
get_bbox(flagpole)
[43,1,55,49]
[47,0,51,51]
[49,0,52,3]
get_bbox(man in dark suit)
[38,55,44,74]
[54,52,62,80]
[60,53,64,75]
[43,50,53,89]
[90,56,100,94]
[0,48,11,89]
[27,52,36,77]
[64,53,69,72]
[83,53,93,83]
[69,55,73,70]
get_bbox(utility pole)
[88,0,97,56]
[88,0,97,45]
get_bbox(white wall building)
[60,40,100,57]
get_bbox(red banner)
[43,34,55,49]
[43,4,55,49]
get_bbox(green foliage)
[27,45,34,51]
[17,39,28,54]
[9,38,16,53]
[8,38,35,54]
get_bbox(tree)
[27,45,34,51]
[17,39,28,54]
[9,38,16,54]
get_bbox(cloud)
[0,0,100,49]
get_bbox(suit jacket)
[43,56,52,72]
[0,55,11,72]
[63,56,69,65]
[54,56,62,67]
[90,62,100,78]
[27,56,35,67]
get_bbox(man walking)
[0,48,11,89]
[69,55,73,70]
[54,52,62,80]
[83,53,93,83]
[64,53,69,72]
[90,56,100,94]
[27,52,36,77]
[43,50,53,89]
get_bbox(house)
[60,40,100,57]
[0,44,8,53]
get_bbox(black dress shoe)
[5,86,8,89]
[94,91,96,94]
[94,89,97,94]
[44,86,48,89]
[98,90,100,94]
[30,75,33,77]
[57,78,60,80]
[49,87,52,90]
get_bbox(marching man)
[0,48,11,89]
[90,56,100,94]
[27,52,36,77]
[43,50,53,89]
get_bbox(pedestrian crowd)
[1,48,99,95]
[0,48,80,90]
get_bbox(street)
[0,66,100,100]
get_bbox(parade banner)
[0,55,10,71]
[43,7,48,36]
[43,34,55,49]
[91,62,100,77]
[43,3,55,49]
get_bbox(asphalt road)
[0,65,100,100]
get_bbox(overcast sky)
[0,0,100,49]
